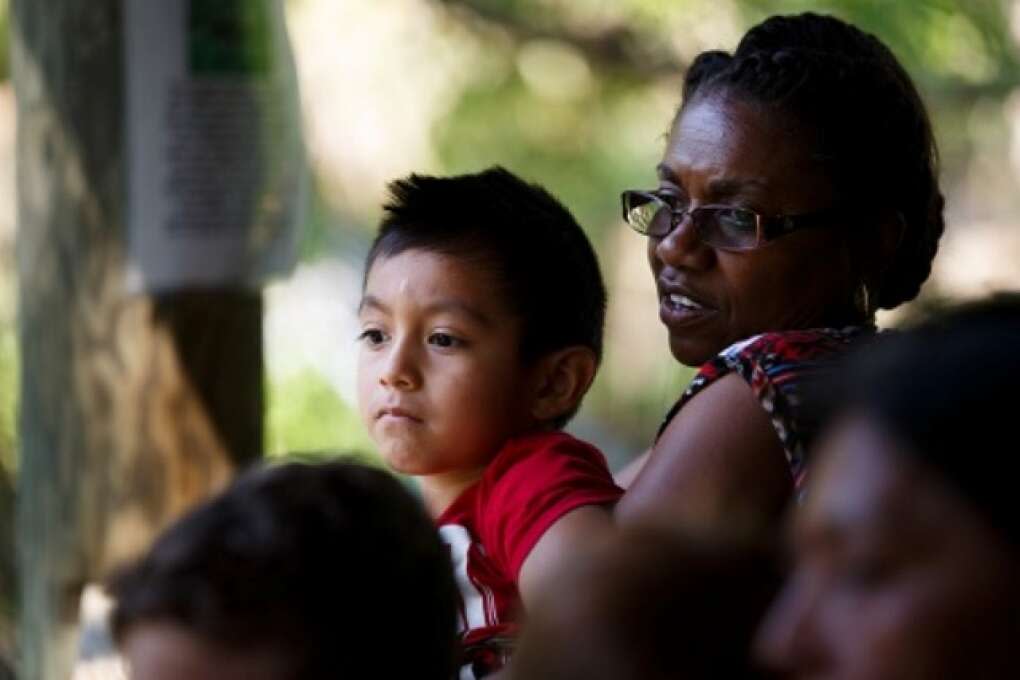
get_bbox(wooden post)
[0,462,12,671]
[11,2,264,677]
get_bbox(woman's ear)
[529,347,598,425]
[877,211,907,269]
[868,210,907,300]
[846,210,906,303]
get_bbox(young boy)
[108,460,458,679]
[357,166,623,678]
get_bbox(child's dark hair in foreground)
[109,460,458,679]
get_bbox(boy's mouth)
[377,406,423,423]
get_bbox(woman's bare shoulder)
[615,372,792,532]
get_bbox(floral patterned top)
[656,327,874,497]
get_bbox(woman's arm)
[613,449,650,489]
[615,372,792,533]
[517,505,614,610]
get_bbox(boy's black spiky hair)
[366,166,607,427]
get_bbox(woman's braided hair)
[681,13,944,309]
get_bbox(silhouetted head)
[757,295,1020,679]
[110,459,458,679]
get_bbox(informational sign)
[124,0,305,292]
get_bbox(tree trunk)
[11,2,264,677]
[0,462,12,668]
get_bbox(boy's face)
[357,249,536,478]
[122,621,295,680]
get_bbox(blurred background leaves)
[0,1,1013,668]
[262,0,1020,467]
[1,0,1019,482]
[0,3,1015,656]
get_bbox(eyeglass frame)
[620,189,841,252]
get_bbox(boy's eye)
[427,332,462,349]
[357,329,386,346]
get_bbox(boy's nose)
[379,339,422,391]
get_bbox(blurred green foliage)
[188,0,273,75]
[0,1,8,82]
[436,72,658,241]
[743,0,1019,90]
[0,326,14,477]
[433,0,1020,215]
[266,369,378,462]
[318,0,1020,450]
[1,0,1019,486]
[0,302,12,664]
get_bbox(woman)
[755,295,1020,679]
[615,13,944,531]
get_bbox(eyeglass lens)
[626,192,758,249]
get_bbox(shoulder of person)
[481,430,610,484]
[476,431,621,578]
[618,372,793,530]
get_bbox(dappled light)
[0,1,1018,676]
[262,0,1020,465]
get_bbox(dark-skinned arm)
[615,372,792,533]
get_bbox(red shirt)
[437,431,623,678]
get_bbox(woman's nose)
[379,338,422,391]
[654,213,714,270]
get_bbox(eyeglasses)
[620,190,837,251]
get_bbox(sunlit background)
[263,0,1020,469]
[0,0,1018,674]
[3,0,1020,563]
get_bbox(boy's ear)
[529,346,598,424]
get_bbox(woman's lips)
[668,293,706,310]
[659,291,717,328]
